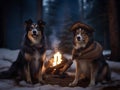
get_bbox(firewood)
[45,56,73,75]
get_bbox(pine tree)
[59,3,73,54]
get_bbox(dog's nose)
[77,37,80,41]
[33,31,37,35]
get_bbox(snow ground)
[0,48,120,90]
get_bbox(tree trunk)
[108,0,120,61]
[36,0,43,20]
[79,0,84,21]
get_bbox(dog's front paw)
[39,80,45,85]
[69,82,77,87]
[26,79,32,84]
[88,82,95,87]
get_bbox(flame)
[53,52,62,66]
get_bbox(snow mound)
[0,48,19,62]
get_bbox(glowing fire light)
[53,52,62,66]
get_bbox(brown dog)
[69,22,111,86]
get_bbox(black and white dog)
[0,19,46,84]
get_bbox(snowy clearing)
[0,48,120,90]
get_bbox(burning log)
[45,51,73,76]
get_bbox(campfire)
[45,50,73,76]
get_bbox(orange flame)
[53,52,62,66]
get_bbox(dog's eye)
[36,27,40,31]
[30,27,34,29]
[38,29,42,31]
[82,34,86,36]
[76,31,79,34]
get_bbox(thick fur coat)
[69,22,111,87]
[0,19,46,84]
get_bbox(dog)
[69,22,111,87]
[0,19,46,84]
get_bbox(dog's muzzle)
[33,31,37,35]
[32,29,39,36]
[76,34,83,41]
[77,36,81,41]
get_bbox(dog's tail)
[0,70,13,79]
[0,61,19,79]
[0,52,23,79]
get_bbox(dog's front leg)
[89,64,96,86]
[41,53,46,76]
[69,60,80,86]
[25,63,32,83]
[38,61,45,84]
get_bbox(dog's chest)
[33,50,41,68]
[76,60,91,75]
[24,48,44,78]
[34,50,40,61]
[25,49,42,60]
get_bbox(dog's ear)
[37,19,46,28]
[69,22,94,33]
[37,20,46,35]
[24,19,33,27]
